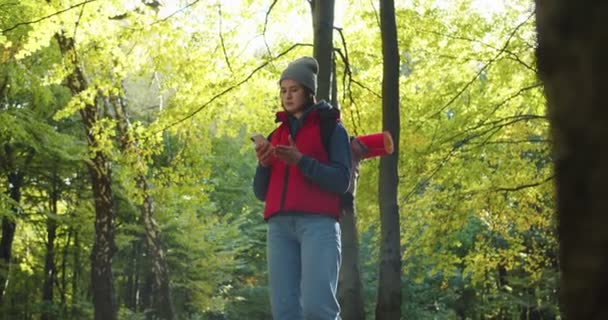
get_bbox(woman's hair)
[303,87,316,106]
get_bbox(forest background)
[0,0,555,319]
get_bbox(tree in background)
[310,1,367,319]
[54,29,118,320]
[311,0,335,102]
[376,0,402,319]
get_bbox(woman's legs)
[298,215,342,320]
[267,215,303,320]
[267,214,341,320]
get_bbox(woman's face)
[280,79,309,117]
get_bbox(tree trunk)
[41,179,60,320]
[60,229,71,317]
[71,230,82,319]
[55,33,117,320]
[140,179,175,320]
[376,0,401,319]
[112,95,175,319]
[311,0,335,102]
[124,241,139,310]
[312,3,367,317]
[535,1,608,318]
[338,157,366,320]
[331,56,339,108]
[0,167,23,302]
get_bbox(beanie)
[279,56,319,95]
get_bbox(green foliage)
[1,0,558,318]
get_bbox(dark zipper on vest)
[279,165,290,210]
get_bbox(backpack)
[319,108,355,212]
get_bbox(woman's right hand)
[255,141,274,167]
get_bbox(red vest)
[263,110,341,220]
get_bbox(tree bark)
[0,168,22,302]
[140,179,175,320]
[71,230,82,319]
[312,3,367,317]
[41,178,60,320]
[338,157,366,320]
[311,0,335,102]
[55,33,117,320]
[376,0,401,319]
[331,56,339,107]
[60,229,71,317]
[124,241,139,310]
[535,1,608,318]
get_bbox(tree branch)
[154,42,312,134]
[0,2,19,10]
[1,0,98,34]
[444,112,546,149]
[402,145,459,203]
[414,26,537,73]
[333,27,362,136]
[448,114,547,150]
[72,1,87,41]
[151,0,201,24]
[426,12,535,119]
[369,0,380,30]
[402,114,547,203]
[262,0,279,57]
[491,175,554,193]
[470,138,550,146]
[217,3,233,73]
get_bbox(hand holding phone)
[250,134,266,146]
[251,134,273,167]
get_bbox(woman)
[253,56,351,320]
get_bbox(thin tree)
[338,149,367,320]
[41,173,61,320]
[0,151,28,302]
[110,94,176,320]
[376,0,401,319]
[311,0,335,102]
[536,0,608,318]
[310,2,366,318]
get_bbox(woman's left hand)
[273,135,303,165]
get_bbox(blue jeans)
[267,213,341,320]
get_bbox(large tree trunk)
[0,168,22,302]
[311,0,335,102]
[535,1,608,318]
[338,158,366,320]
[376,0,401,319]
[41,178,60,320]
[55,33,117,320]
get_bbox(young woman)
[253,56,351,320]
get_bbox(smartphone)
[250,134,266,146]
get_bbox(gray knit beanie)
[279,56,319,95]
